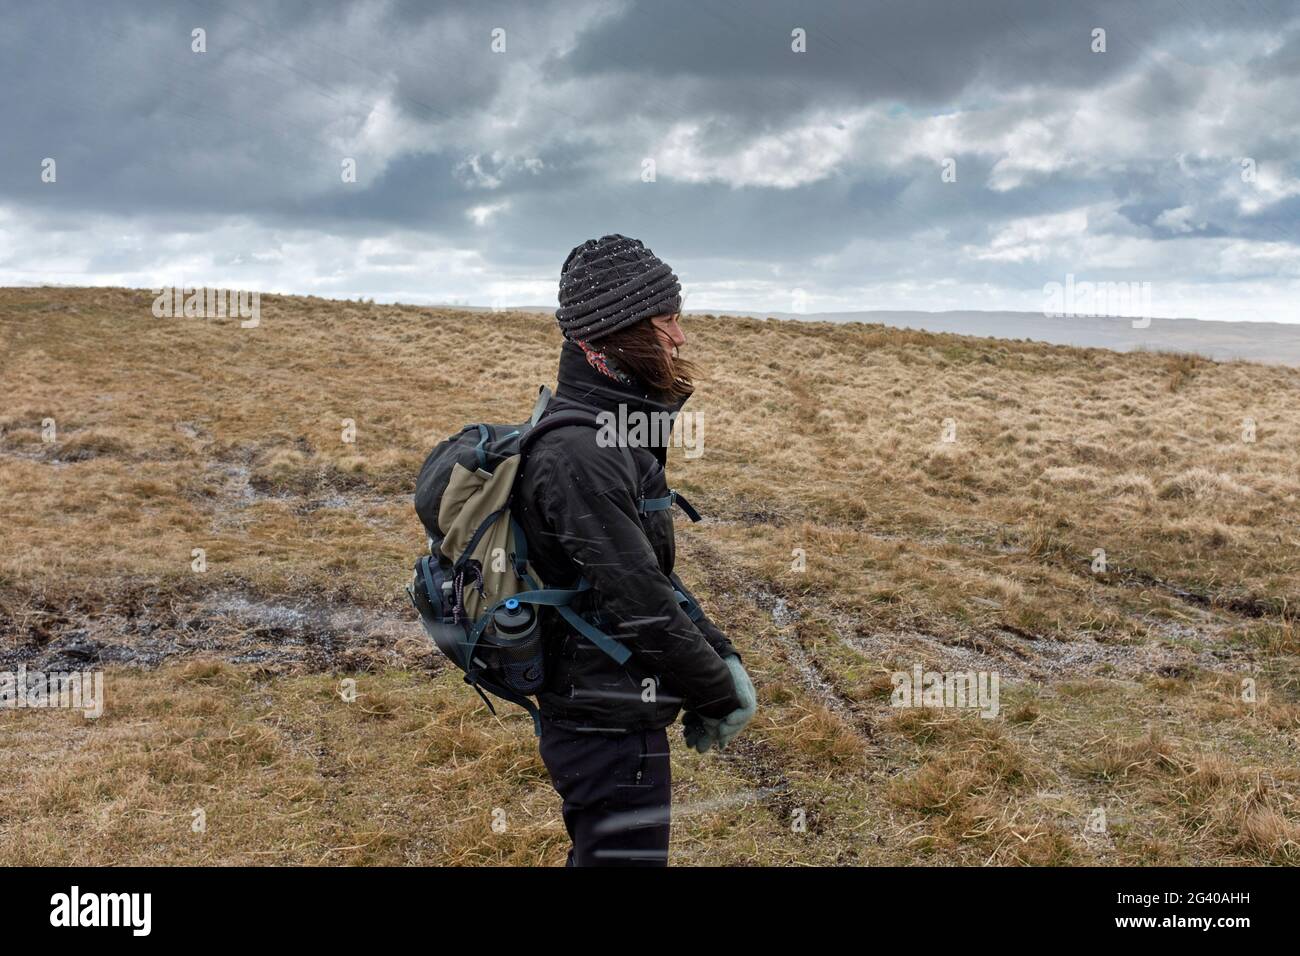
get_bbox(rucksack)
[407,385,703,733]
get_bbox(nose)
[668,317,686,348]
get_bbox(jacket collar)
[553,339,690,464]
[556,338,689,416]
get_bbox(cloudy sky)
[3,0,1299,322]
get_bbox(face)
[650,311,686,359]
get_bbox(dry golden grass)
[1,285,1298,865]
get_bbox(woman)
[513,234,757,867]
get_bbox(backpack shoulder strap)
[518,407,600,453]
[522,401,704,523]
[637,489,702,523]
[528,385,552,426]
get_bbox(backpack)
[407,386,703,734]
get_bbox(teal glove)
[682,710,723,753]
[681,655,757,754]
[715,655,757,750]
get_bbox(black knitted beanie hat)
[554,234,682,342]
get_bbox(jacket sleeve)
[668,571,739,662]
[539,441,741,720]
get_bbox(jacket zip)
[635,730,647,784]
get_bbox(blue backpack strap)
[508,577,688,656]
[673,588,704,623]
[533,579,633,666]
[491,574,633,666]
[502,514,633,666]
[554,603,632,666]
[638,491,674,514]
[529,385,553,426]
[472,424,491,469]
[637,489,702,523]
[665,571,707,622]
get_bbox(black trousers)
[538,721,671,866]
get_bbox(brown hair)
[595,315,696,402]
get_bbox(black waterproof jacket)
[513,340,742,732]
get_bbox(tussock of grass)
[1080,728,1187,780]
[883,711,1074,864]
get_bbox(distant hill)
[694,309,1300,367]
[488,305,1299,367]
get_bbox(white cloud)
[1154,205,1205,233]
[969,208,1092,263]
[454,153,545,190]
[466,201,511,225]
[655,114,866,189]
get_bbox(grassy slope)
[1,286,1298,865]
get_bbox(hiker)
[512,234,758,866]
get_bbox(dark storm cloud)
[1,0,1298,320]
[552,0,1280,111]
[0,0,576,226]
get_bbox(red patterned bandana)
[574,338,632,384]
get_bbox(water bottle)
[488,598,544,694]
[492,598,536,639]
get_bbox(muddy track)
[699,500,1297,626]
[678,524,1256,688]
[674,536,887,840]
[1027,543,1297,623]
[1108,563,1295,622]
[0,582,442,677]
[681,534,884,746]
